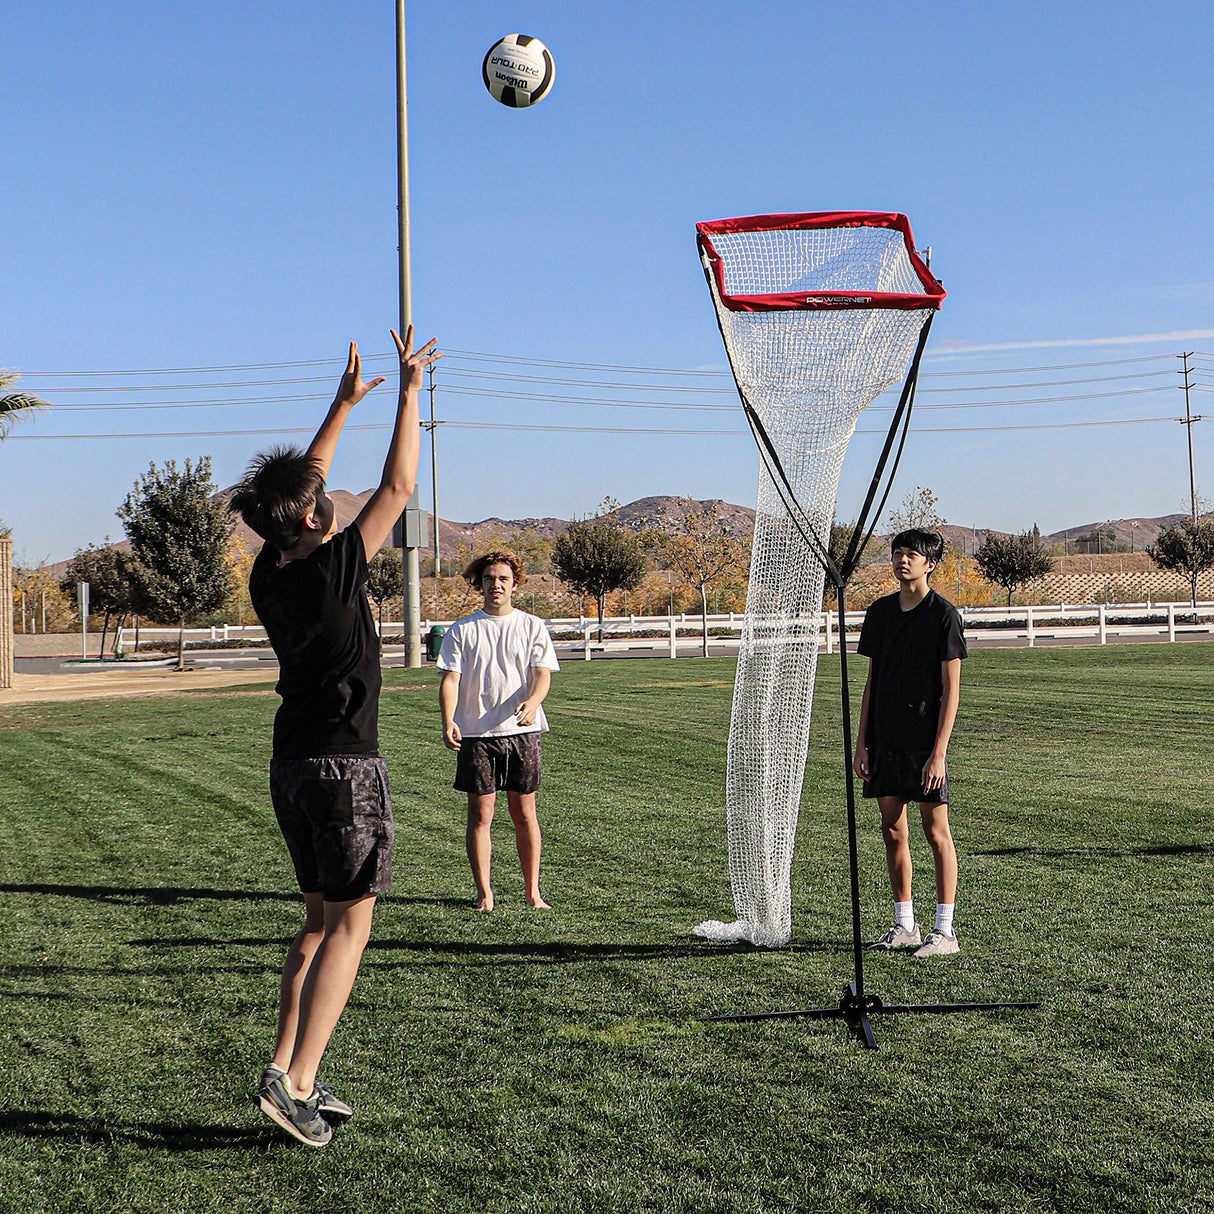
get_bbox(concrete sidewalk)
[0,666,278,706]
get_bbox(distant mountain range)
[47,494,1192,578]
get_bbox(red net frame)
[696,211,945,313]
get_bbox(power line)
[17,348,1180,382]
[1,414,1189,441]
[36,382,1177,414]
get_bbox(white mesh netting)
[694,220,936,947]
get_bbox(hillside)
[44,493,1193,577]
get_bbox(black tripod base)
[703,983,1040,1049]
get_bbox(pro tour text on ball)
[490,53,541,85]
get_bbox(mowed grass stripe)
[0,645,1211,1213]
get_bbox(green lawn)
[1,644,1211,1213]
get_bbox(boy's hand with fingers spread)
[335,341,386,409]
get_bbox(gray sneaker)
[913,929,960,959]
[866,923,922,951]
[257,1072,332,1147]
[261,1063,353,1122]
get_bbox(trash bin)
[426,624,447,662]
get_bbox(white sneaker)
[913,929,960,958]
[866,923,922,951]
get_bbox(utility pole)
[396,0,422,666]
[421,361,445,617]
[1177,352,1204,522]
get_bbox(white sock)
[895,900,915,931]
[935,903,955,936]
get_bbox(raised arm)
[306,342,386,482]
[354,326,442,561]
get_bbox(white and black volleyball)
[482,33,555,108]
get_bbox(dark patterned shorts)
[454,733,543,795]
[269,755,394,901]
[862,748,951,805]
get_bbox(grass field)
[1,644,1212,1213]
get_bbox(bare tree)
[886,485,946,534]
[647,498,750,657]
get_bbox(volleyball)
[482,34,555,108]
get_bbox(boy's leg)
[878,796,913,902]
[466,792,496,910]
[272,890,326,1070]
[286,893,378,1100]
[919,800,958,908]
[506,790,550,908]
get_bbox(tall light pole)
[423,361,444,617]
[396,0,422,666]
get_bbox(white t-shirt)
[436,609,560,737]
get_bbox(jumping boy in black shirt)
[229,328,440,1145]
[853,528,967,959]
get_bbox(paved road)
[13,622,1213,683]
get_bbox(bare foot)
[473,891,495,912]
[525,896,552,909]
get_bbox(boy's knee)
[467,797,496,827]
[922,818,954,851]
[506,795,538,825]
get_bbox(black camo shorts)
[269,755,394,901]
[861,747,951,805]
[454,733,542,795]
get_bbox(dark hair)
[463,549,526,588]
[228,445,326,551]
[890,528,945,566]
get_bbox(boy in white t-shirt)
[437,550,560,911]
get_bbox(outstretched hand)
[335,341,386,408]
[392,325,443,392]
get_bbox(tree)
[886,485,946,534]
[973,529,1054,606]
[1148,516,1214,608]
[60,542,134,658]
[552,502,646,640]
[117,458,234,669]
[647,498,749,656]
[366,550,404,635]
[0,369,47,438]
[1076,526,1123,554]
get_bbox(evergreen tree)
[366,550,404,635]
[60,542,133,657]
[552,504,646,640]
[973,529,1054,606]
[1148,517,1214,608]
[117,458,234,668]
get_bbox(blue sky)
[3,0,1212,563]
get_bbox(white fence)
[117,599,1214,660]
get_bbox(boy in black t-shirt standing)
[853,528,968,959]
[229,328,440,1146]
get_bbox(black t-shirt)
[249,526,381,759]
[857,588,967,751]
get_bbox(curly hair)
[463,549,526,588]
[228,445,326,551]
